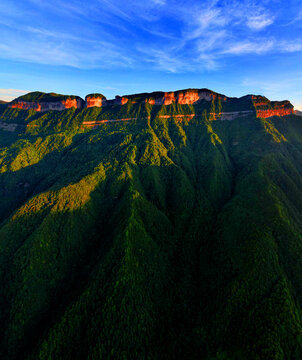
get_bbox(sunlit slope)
[0,112,302,359]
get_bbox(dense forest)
[1,102,302,359]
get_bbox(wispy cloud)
[247,14,274,30]
[224,40,275,55]
[281,42,302,52]
[152,0,166,5]
[0,89,28,101]
[284,10,302,26]
[0,0,301,73]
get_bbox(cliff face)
[256,107,294,118]
[132,89,227,106]
[252,96,294,118]
[85,95,130,107]
[84,89,227,107]
[7,90,295,120]
[112,96,129,105]
[9,92,84,112]
[85,94,107,108]
[61,98,84,110]
[152,90,227,105]
[10,101,42,111]
[10,99,84,112]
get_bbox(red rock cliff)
[9,95,84,112]
[85,94,107,108]
[85,95,129,107]
[113,96,129,105]
[66,89,229,109]
[10,101,42,111]
[84,89,228,108]
[144,89,227,106]
[253,96,294,118]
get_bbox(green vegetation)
[85,93,106,99]
[0,105,302,359]
[14,91,80,103]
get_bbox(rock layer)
[252,96,294,118]
[137,89,227,106]
[84,89,227,107]
[9,93,84,112]
[7,90,295,119]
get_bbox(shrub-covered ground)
[0,105,302,359]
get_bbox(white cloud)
[224,40,274,55]
[223,39,302,56]
[247,14,274,30]
[136,47,185,72]
[152,0,166,5]
[285,10,302,26]
[196,8,224,31]
[0,89,28,101]
[281,42,302,52]
[0,0,300,74]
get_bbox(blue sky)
[0,0,302,108]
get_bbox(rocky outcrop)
[178,91,205,104]
[9,92,84,112]
[85,94,107,108]
[157,92,177,105]
[256,107,294,118]
[10,101,42,111]
[252,96,294,118]
[83,89,228,108]
[112,96,129,105]
[10,98,84,112]
[62,98,84,110]
[85,94,129,107]
[144,89,227,106]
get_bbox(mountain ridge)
[3,88,295,121]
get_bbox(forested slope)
[0,106,302,359]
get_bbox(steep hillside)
[0,93,302,359]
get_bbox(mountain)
[7,88,294,119]
[0,88,302,359]
[296,110,302,116]
[9,91,85,111]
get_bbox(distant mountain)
[296,109,302,116]
[0,100,7,104]
[0,87,302,359]
[8,88,295,119]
